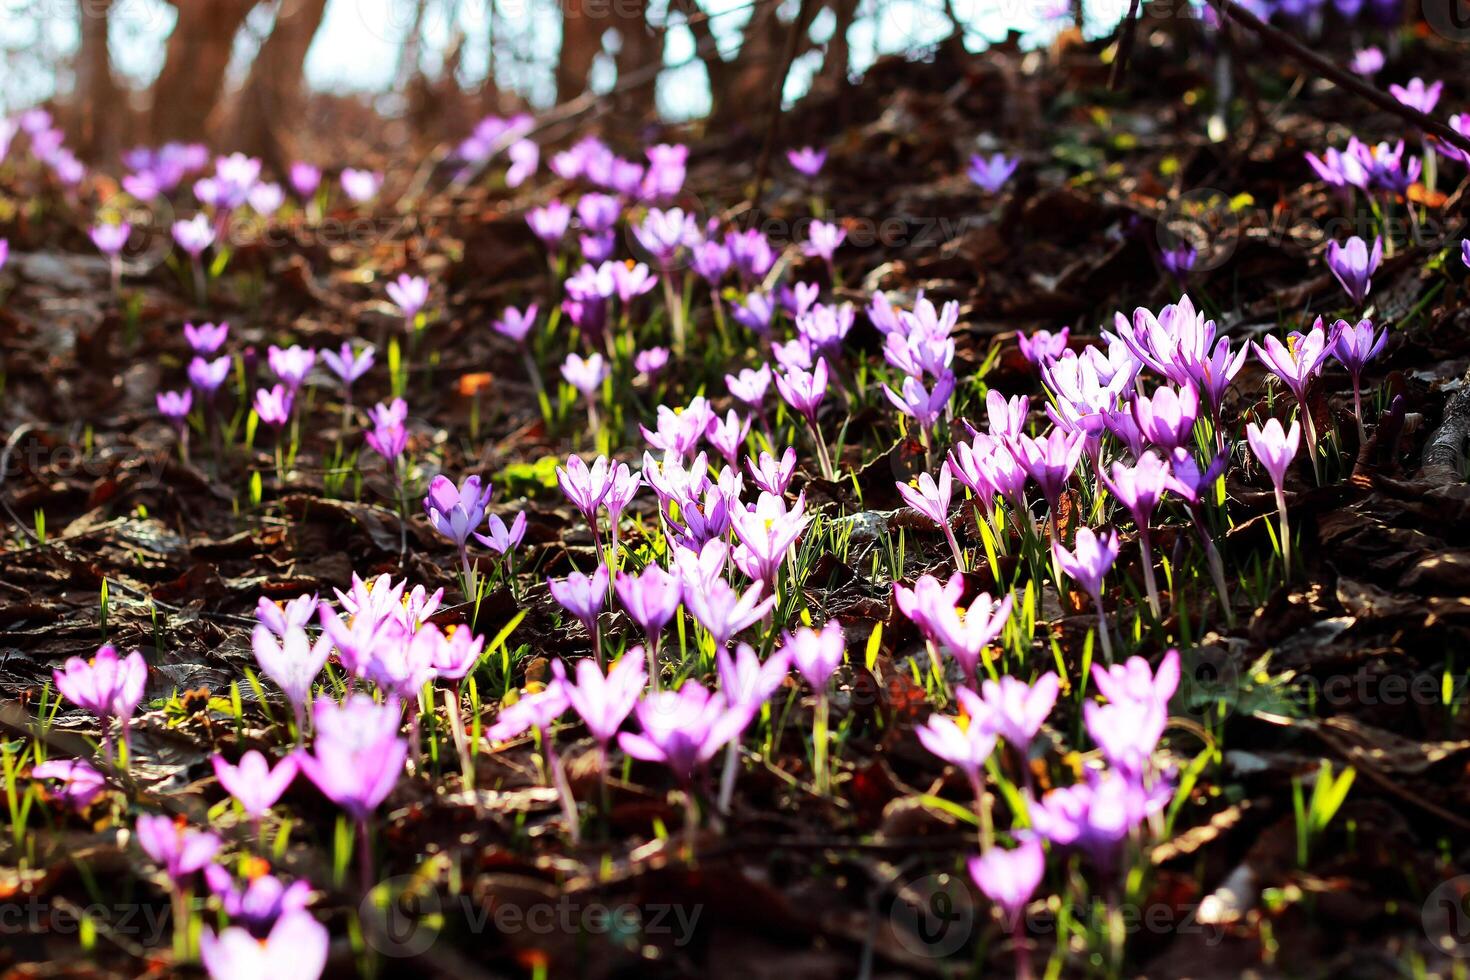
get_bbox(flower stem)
[1094,601,1114,664]
[813,692,830,796]
[1275,485,1292,581]
[546,740,580,843]
[663,275,686,357]
[1138,530,1162,619]
[718,738,740,815]
[807,418,835,481]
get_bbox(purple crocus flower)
[249,182,284,217]
[977,673,1059,753]
[968,153,1020,194]
[787,146,827,177]
[1131,383,1199,450]
[726,228,776,282]
[201,909,329,980]
[1092,648,1180,711]
[1350,47,1384,78]
[893,572,964,644]
[340,168,382,203]
[212,750,298,818]
[255,594,318,638]
[135,814,221,884]
[386,273,429,323]
[267,344,316,392]
[203,866,312,937]
[775,357,829,424]
[53,644,146,753]
[929,590,1014,683]
[1389,77,1442,115]
[803,220,845,265]
[730,292,777,335]
[251,624,331,731]
[609,262,658,307]
[1100,451,1173,617]
[364,414,408,465]
[157,389,192,427]
[559,653,646,751]
[1028,770,1168,871]
[915,687,997,792]
[486,681,570,742]
[718,642,792,722]
[505,138,538,187]
[615,564,683,657]
[968,835,1046,930]
[1325,235,1382,307]
[172,213,215,257]
[32,759,107,810]
[641,143,687,201]
[424,474,494,555]
[1248,417,1302,574]
[1160,241,1197,281]
[1331,317,1387,438]
[605,462,642,527]
[289,162,321,197]
[494,304,539,344]
[550,565,611,663]
[895,463,968,570]
[635,347,669,376]
[1251,317,1335,482]
[785,620,845,692]
[683,579,775,649]
[561,352,607,398]
[1016,327,1068,368]
[296,695,407,822]
[985,391,1028,440]
[1009,427,1086,528]
[635,207,699,269]
[748,447,798,496]
[90,222,129,257]
[727,364,773,407]
[618,682,745,784]
[184,321,229,354]
[476,511,527,556]
[556,453,614,525]
[320,341,374,398]
[706,409,752,466]
[190,355,231,394]
[1053,526,1120,659]
[528,201,572,249]
[691,239,732,285]
[884,373,955,430]
[576,193,621,235]
[253,385,292,428]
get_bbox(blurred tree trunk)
[817,0,857,90]
[557,0,603,103]
[74,0,122,161]
[612,0,662,119]
[393,0,431,94]
[149,0,257,143]
[480,0,501,111]
[723,1,820,122]
[232,0,331,171]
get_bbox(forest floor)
[4,19,1470,980]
